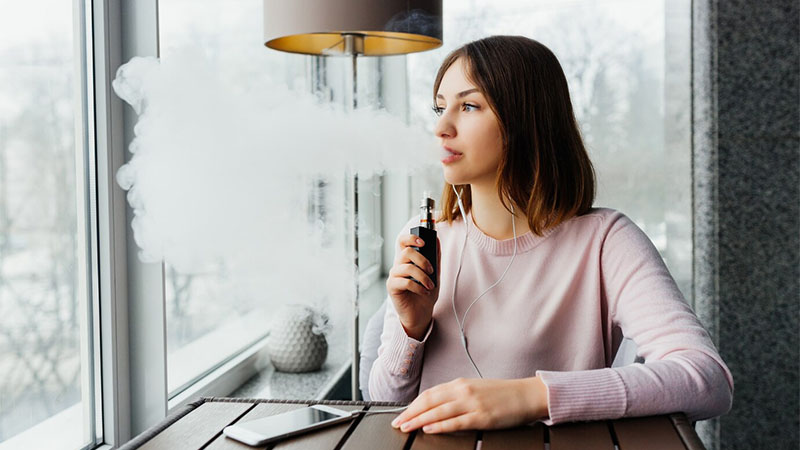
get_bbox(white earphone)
[450,184,518,378]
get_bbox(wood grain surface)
[126,399,699,449]
[140,401,253,450]
[670,414,707,450]
[548,421,615,450]
[272,404,364,450]
[410,429,478,450]
[339,406,411,450]
[205,402,306,450]
[481,423,546,450]
[613,416,689,450]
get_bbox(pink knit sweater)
[368,208,733,425]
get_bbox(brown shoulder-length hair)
[434,35,596,236]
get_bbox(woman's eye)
[431,103,478,116]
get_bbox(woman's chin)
[442,169,471,186]
[443,173,466,186]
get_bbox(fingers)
[404,264,435,290]
[388,260,435,290]
[386,272,430,297]
[398,247,435,277]
[391,379,536,435]
[421,412,481,434]
[400,233,426,249]
[396,401,465,433]
[396,235,435,274]
[392,385,449,427]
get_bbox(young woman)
[368,35,733,434]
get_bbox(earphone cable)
[350,406,408,416]
[450,185,518,378]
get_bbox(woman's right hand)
[386,234,441,341]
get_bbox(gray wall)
[693,1,799,449]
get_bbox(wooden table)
[118,398,706,449]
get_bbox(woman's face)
[434,57,504,187]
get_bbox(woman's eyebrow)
[436,88,479,100]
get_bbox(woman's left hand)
[390,376,549,434]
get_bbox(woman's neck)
[468,182,530,240]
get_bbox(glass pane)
[357,174,382,277]
[157,0,348,396]
[408,0,692,301]
[0,1,96,448]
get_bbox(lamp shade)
[263,0,442,56]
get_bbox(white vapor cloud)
[112,49,438,335]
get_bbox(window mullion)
[73,0,99,446]
[93,0,167,445]
[92,0,131,446]
[118,0,168,438]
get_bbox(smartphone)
[222,404,354,446]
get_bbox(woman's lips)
[440,146,463,163]
[441,152,463,164]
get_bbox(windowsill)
[166,275,385,410]
[168,308,272,396]
[0,403,85,450]
[229,277,388,401]
[230,333,351,400]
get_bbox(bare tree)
[0,44,80,440]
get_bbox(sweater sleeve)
[536,212,734,425]
[368,215,434,402]
[368,296,434,402]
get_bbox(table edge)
[117,399,205,450]
[669,413,707,450]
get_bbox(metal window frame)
[92,0,166,444]
[74,0,101,447]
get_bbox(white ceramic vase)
[265,304,328,373]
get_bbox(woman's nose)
[434,113,455,138]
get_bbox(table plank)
[612,416,688,450]
[339,406,411,450]
[410,430,478,450]
[205,402,307,450]
[481,423,545,450]
[669,414,706,450]
[140,401,254,450]
[549,421,615,450]
[272,404,365,450]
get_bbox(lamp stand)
[343,33,364,401]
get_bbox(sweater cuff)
[385,319,433,379]
[535,368,628,425]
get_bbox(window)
[407,0,692,300]
[157,0,298,398]
[156,0,388,399]
[0,1,98,448]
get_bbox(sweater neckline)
[461,210,563,255]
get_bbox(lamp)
[263,0,443,400]
[264,0,442,56]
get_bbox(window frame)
[90,0,398,443]
[0,0,101,447]
[92,0,136,446]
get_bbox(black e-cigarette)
[410,193,437,287]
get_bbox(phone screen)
[226,407,349,445]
